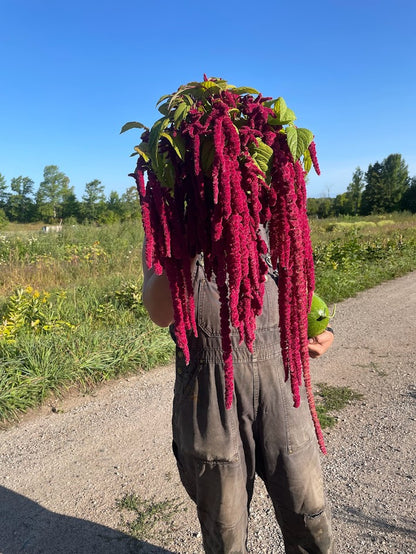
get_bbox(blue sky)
[1,0,415,200]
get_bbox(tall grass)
[1,214,416,423]
[310,213,416,302]
[0,222,144,295]
[0,222,174,423]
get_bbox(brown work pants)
[172,264,334,553]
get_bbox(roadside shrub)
[110,281,146,315]
[0,286,75,344]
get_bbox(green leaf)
[296,128,314,160]
[161,160,176,190]
[170,85,203,105]
[210,79,229,90]
[201,80,219,91]
[303,147,313,174]
[156,93,172,106]
[120,121,149,134]
[173,102,191,129]
[280,108,296,124]
[263,98,278,108]
[274,97,287,117]
[160,131,186,160]
[201,84,223,98]
[270,97,296,125]
[286,127,314,162]
[134,142,150,162]
[286,127,298,161]
[231,86,259,95]
[148,117,170,168]
[248,139,274,182]
[158,102,169,116]
[181,94,195,106]
[156,152,176,190]
[268,116,282,127]
[200,138,216,175]
[179,81,201,89]
[172,134,186,160]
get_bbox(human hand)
[308,329,334,359]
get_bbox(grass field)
[1,213,415,422]
[310,212,416,302]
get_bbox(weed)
[0,286,74,344]
[116,492,182,543]
[311,216,416,303]
[315,405,337,428]
[355,361,387,377]
[315,383,364,429]
[108,280,147,316]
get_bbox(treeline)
[0,165,140,226]
[308,153,416,218]
[2,154,416,226]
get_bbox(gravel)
[0,272,415,553]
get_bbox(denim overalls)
[171,254,334,553]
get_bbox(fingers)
[308,329,334,358]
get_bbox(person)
[142,233,335,553]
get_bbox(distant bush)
[376,220,395,227]
[325,221,377,232]
[0,209,8,229]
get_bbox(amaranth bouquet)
[122,76,325,452]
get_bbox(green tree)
[0,208,8,228]
[61,190,81,221]
[0,173,9,209]
[7,176,35,222]
[401,176,416,213]
[82,179,106,221]
[36,165,71,222]
[120,186,141,220]
[333,193,349,216]
[307,197,319,217]
[382,153,410,209]
[361,162,384,215]
[106,191,124,219]
[361,154,410,214]
[346,167,364,215]
[316,197,334,219]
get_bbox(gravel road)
[1,272,415,554]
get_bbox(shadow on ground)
[338,503,416,541]
[0,486,175,554]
